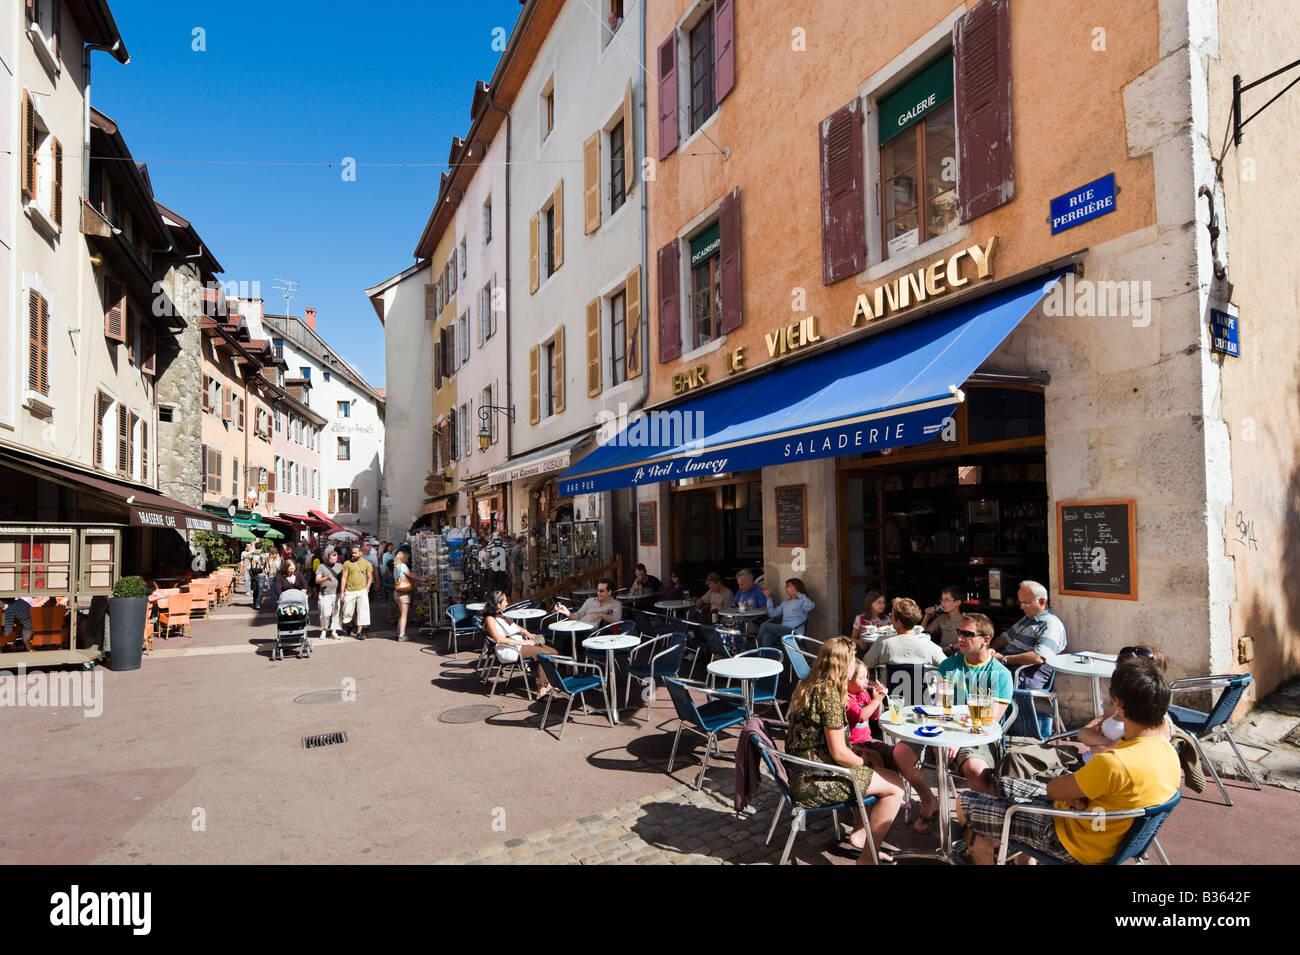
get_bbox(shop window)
[0,533,72,594]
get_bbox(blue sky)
[96,0,525,388]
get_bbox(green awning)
[262,528,285,540]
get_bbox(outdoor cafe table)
[1042,651,1117,718]
[582,633,640,725]
[879,705,1005,865]
[466,602,485,613]
[547,618,594,659]
[716,607,767,631]
[706,656,783,717]
[654,599,695,618]
[505,607,546,622]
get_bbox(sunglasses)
[956,629,985,639]
[1118,646,1155,660]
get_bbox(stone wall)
[155,263,204,508]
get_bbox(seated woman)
[659,568,686,601]
[1075,646,1172,755]
[786,636,904,864]
[482,590,558,696]
[850,590,890,652]
[756,578,815,650]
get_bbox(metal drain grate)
[295,690,344,704]
[438,704,503,724]
[303,731,349,749]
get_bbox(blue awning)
[558,273,1063,496]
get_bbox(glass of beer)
[969,693,991,733]
[938,676,955,718]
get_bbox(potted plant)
[108,575,149,671]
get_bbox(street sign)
[1210,302,1240,357]
[1050,173,1116,234]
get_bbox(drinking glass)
[938,676,955,718]
[969,692,989,733]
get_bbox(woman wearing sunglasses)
[1074,646,1172,755]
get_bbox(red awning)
[276,512,333,530]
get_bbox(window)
[460,402,472,458]
[20,90,64,234]
[274,408,282,432]
[604,0,625,43]
[543,341,557,418]
[609,120,626,214]
[337,437,350,461]
[688,11,717,135]
[689,222,722,349]
[27,0,62,67]
[323,371,331,381]
[610,290,627,386]
[336,489,357,513]
[273,339,283,359]
[300,366,311,379]
[159,406,174,423]
[541,76,555,140]
[0,532,74,596]
[480,386,497,446]
[545,205,556,277]
[458,239,467,280]
[337,400,351,418]
[879,54,957,258]
[312,469,319,500]
[205,446,223,493]
[482,197,492,245]
[478,283,494,344]
[26,288,49,397]
[232,457,239,498]
[458,312,470,365]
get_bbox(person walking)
[250,547,268,609]
[509,535,527,602]
[391,549,425,642]
[340,544,374,639]
[315,550,344,638]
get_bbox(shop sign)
[879,53,954,144]
[852,237,997,326]
[331,422,376,434]
[672,365,709,394]
[1050,174,1116,234]
[689,222,721,267]
[489,451,571,485]
[764,315,823,357]
[1209,302,1239,357]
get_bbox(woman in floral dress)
[786,636,905,863]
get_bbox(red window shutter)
[656,36,679,160]
[955,0,1014,222]
[51,137,63,230]
[142,421,149,483]
[117,405,130,475]
[202,374,211,412]
[142,322,156,375]
[103,277,125,343]
[329,489,336,512]
[819,98,867,285]
[719,188,743,333]
[38,295,48,395]
[657,241,681,362]
[714,0,736,103]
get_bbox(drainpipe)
[484,91,513,528]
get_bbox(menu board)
[1057,500,1137,600]
[638,502,657,547]
[775,485,807,548]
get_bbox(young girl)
[846,660,895,769]
[850,591,890,649]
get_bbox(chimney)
[305,306,316,330]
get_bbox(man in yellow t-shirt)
[340,544,374,640]
[957,662,1180,864]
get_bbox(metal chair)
[1167,674,1260,806]
[445,604,477,656]
[535,654,612,740]
[708,647,785,719]
[752,735,882,865]
[996,791,1180,865]
[781,634,816,681]
[1009,665,1063,740]
[663,677,748,789]
[624,632,687,710]
[483,632,534,701]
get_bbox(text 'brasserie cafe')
[560,240,1135,636]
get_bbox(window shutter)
[51,137,63,231]
[117,404,130,475]
[52,0,62,61]
[583,131,601,235]
[553,326,565,414]
[529,346,540,424]
[625,266,642,380]
[433,339,443,390]
[25,0,34,23]
[223,387,233,421]
[819,99,867,285]
[329,489,336,512]
[142,322,156,375]
[202,374,210,412]
[103,277,125,343]
[142,418,149,483]
[586,298,602,397]
[130,413,140,479]
[27,290,42,393]
[657,241,682,362]
[714,0,736,102]
[425,283,437,322]
[551,181,564,270]
[22,91,35,200]
[201,444,207,486]
[719,188,743,333]
[529,213,539,294]
[446,323,456,378]
[657,36,679,160]
[623,82,636,194]
[955,0,1014,222]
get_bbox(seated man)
[558,578,623,627]
[733,569,765,610]
[694,572,735,620]
[861,598,946,669]
[627,563,662,597]
[891,613,1012,831]
[991,580,1066,689]
[956,662,1180,865]
[1,596,37,651]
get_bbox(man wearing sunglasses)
[892,613,1013,831]
[991,580,1067,690]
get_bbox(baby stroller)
[273,589,312,661]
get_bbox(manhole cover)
[295,690,345,704]
[438,704,502,724]
[303,731,348,749]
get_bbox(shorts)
[342,590,370,626]
[396,593,411,605]
[960,777,1077,864]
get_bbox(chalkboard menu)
[638,501,657,547]
[1057,500,1137,600]
[775,485,807,548]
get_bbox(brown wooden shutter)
[425,283,437,321]
[529,346,540,424]
[117,404,130,475]
[529,213,539,294]
[819,99,866,285]
[583,132,601,235]
[329,489,336,512]
[586,298,602,396]
[103,276,125,343]
[657,241,681,362]
[51,137,63,230]
[622,82,636,194]
[433,339,443,390]
[201,444,207,486]
[223,387,233,421]
[446,323,456,378]
[551,181,564,270]
[22,91,35,200]
[38,295,48,395]
[142,322,156,375]
[95,394,106,469]
[129,413,140,479]
[955,0,1014,222]
[657,36,679,160]
[552,326,565,414]
[719,188,743,333]
[142,418,149,483]
[714,0,736,102]
[27,290,44,394]
[625,266,642,380]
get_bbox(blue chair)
[663,677,748,789]
[534,654,612,740]
[996,791,1180,865]
[781,635,814,681]
[708,647,785,720]
[624,632,687,710]
[445,604,478,656]
[1167,674,1260,806]
[1008,665,1063,740]
[752,735,881,865]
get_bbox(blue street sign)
[1210,304,1240,357]
[1050,173,1117,234]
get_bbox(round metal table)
[706,656,782,716]
[582,633,640,724]
[1042,651,1117,717]
[654,599,695,618]
[505,607,546,621]
[716,607,768,628]
[466,602,486,613]
[548,618,594,658]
